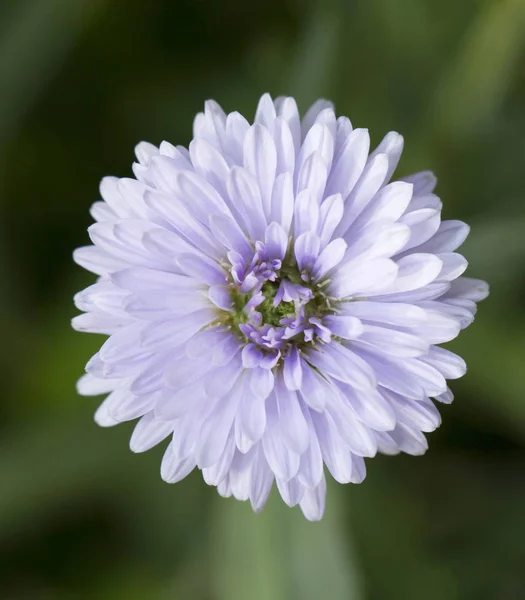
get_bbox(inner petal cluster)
[217,227,337,369]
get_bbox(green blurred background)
[1,0,525,598]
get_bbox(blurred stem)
[284,1,342,105]
[211,482,363,600]
[430,0,525,140]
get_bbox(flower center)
[213,242,338,367]
[257,281,295,327]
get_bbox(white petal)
[338,383,396,431]
[189,137,230,198]
[369,131,404,183]
[294,189,319,238]
[254,93,277,131]
[345,222,411,262]
[299,123,334,172]
[224,111,250,164]
[436,252,468,281]
[358,324,429,358]
[383,389,441,433]
[341,301,427,328]
[94,400,120,428]
[325,128,370,200]
[140,310,216,350]
[111,267,200,292]
[77,373,124,396]
[275,97,301,153]
[273,116,295,175]
[390,424,429,456]
[227,166,267,240]
[124,289,210,320]
[335,153,389,236]
[276,477,305,507]
[331,257,398,298]
[130,412,174,452]
[249,447,275,512]
[352,181,412,230]
[209,213,252,257]
[177,253,227,286]
[202,432,236,486]
[417,220,470,253]
[444,277,489,301]
[296,152,328,205]
[270,172,294,235]
[306,344,375,391]
[73,245,128,276]
[275,374,309,453]
[262,395,301,481]
[312,238,347,279]
[297,407,324,488]
[299,363,329,412]
[421,346,466,379]
[283,347,303,391]
[235,384,268,453]
[196,378,244,468]
[380,253,443,295]
[334,116,353,152]
[322,315,364,340]
[244,124,277,219]
[161,443,197,483]
[398,208,441,252]
[401,170,437,195]
[417,309,461,343]
[264,222,288,260]
[301,99,334,137]
[318,193,344,246]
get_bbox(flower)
[73,93,488,521]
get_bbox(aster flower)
[73,93,488,521]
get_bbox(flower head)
[73,94,488,520]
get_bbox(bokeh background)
[1,0,525,598]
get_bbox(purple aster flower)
[73,94,488,521]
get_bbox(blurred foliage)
[1,0,525,598]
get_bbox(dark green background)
[1,0,524,598]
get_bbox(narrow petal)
[177,253,227,286]
[161,451,197,484]
[244,124,277,219]
[283,347,303,391]
[401,170,437,195]
[196,377,245,468]
[331,257,398,298]
[325,128,370,200]
[209,213,253,258]
[264,222,288,261]
[318,194,344,247]
[276,477,305,507]
[417,220,470,253]
[369,131,404,183]
[322,315,364,340]
[130,412,174,453]
[294,189,319,238]
[312,238,347,279]
[294,232,321,273]
[270,172,294,235]
[275,374,309,453]
[273,117,295,175]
